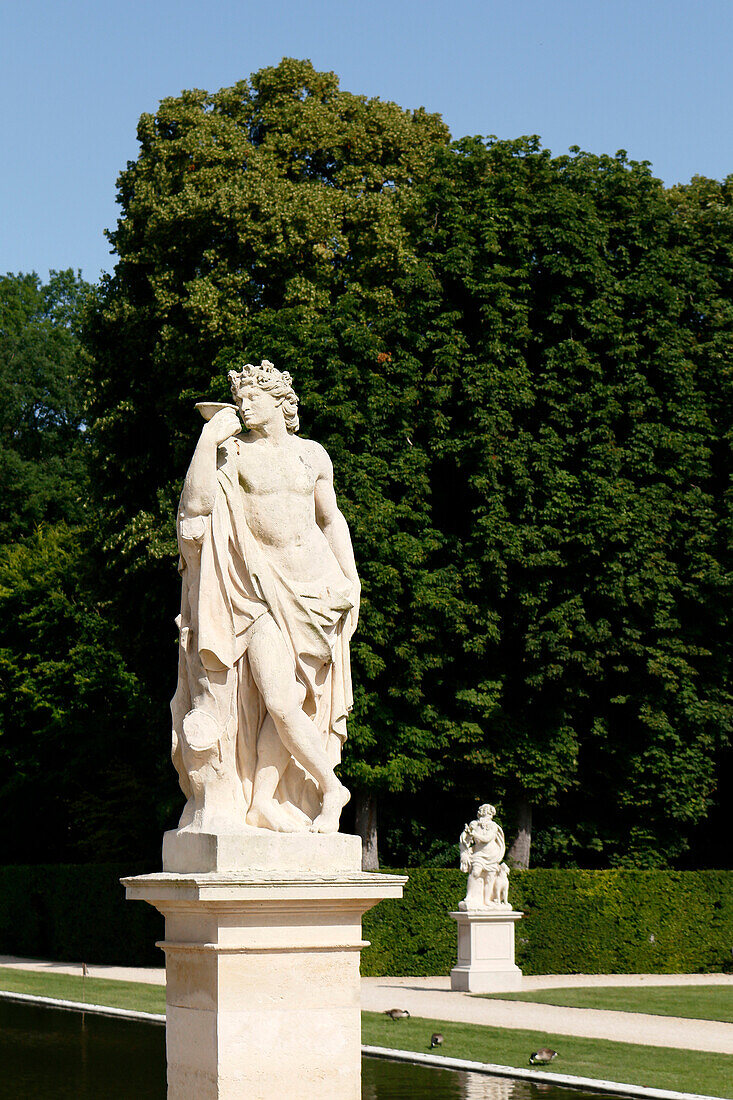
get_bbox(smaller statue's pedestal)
[449,908,523,993]
[124,832,405,1100]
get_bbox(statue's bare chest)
[235,443,316,497]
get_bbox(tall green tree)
[0,270,167,862]
[84,59,454,858]
[401,139,733,866]
[80,60,732,868]
[0,524,163,861]
[0,270,89,540]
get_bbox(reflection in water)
[362,1057,614,1100]
[461,1074,516,1099]
[0,1001,614,1100]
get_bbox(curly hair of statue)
[228,359,300,433]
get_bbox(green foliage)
[394,139,733,865]
[85,65,733,864]
[0,864,162,966]
[0,270,178,862]
[1,864,729,978]
[0,271,90,540]
[2,62,729,868]
[362,868,465,976]
[83,60,733,867]
[362,868,733,976]
[84,57,454,801]
[0,525,170,862]
[514,869,733,974]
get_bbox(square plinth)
[162,828,362,874]
[449,909,523,993]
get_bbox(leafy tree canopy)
[0,270,90,540]
[402,140,733,865]
[18,61,728,868]
[85,58,454,808]
[0,524,166,862]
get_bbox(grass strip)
[479,986,733,1023]
[361,1012,733,1098]
[0,967,165,1014]
[2,969,731,1098]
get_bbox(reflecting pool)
[362,1057,614,1099]
[0,1000,165,1098]
[0,1000,615,1099]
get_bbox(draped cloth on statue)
[459,823,505,872]
[171,439,354,825]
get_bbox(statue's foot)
[247,796,308,832]
[309,785,351,834]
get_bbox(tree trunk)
[354,791,379,870]
[508,797,532,869]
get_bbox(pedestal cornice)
[123,870,406,905]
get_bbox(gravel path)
[361,976,733,1054]
[2,956,731,1053]
[0,955,165,985]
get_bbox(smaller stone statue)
[458,803,512,911]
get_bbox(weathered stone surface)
[162,829,362,874]
[124,870,406,1099]
[458,802,513,911]
[173,361,360,838]
[449,909,523,993]
[451,802,523,992]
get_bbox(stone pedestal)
[123,833,404,1100]
[449,909,523,993]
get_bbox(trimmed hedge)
[0,865,731,974]
[361,869,733,976]
[0,864,163,967]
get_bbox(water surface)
[0,1000,614,1099]
[362,1057,614,1099]
[0,1001,165,1098]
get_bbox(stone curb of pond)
[361,1046,726,1100]
[0,992,724,1100]
[0,989,165,1024]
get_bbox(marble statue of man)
[170,360,359,835]
[458,803,510,910]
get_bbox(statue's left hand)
[202,407,241,446]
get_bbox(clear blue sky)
[2,0,731,283]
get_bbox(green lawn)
[480,985,733,1023]
[0,967,165,1014]
[363,1012,733,1098]
[1,969,731,1098]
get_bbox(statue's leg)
[246,613,349,834]
[246,714,309,832]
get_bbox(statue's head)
[477,803,496,819]
[228,359,300,433]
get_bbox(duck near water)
[529,1047,558,1065]
[384,1008,410,1020]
